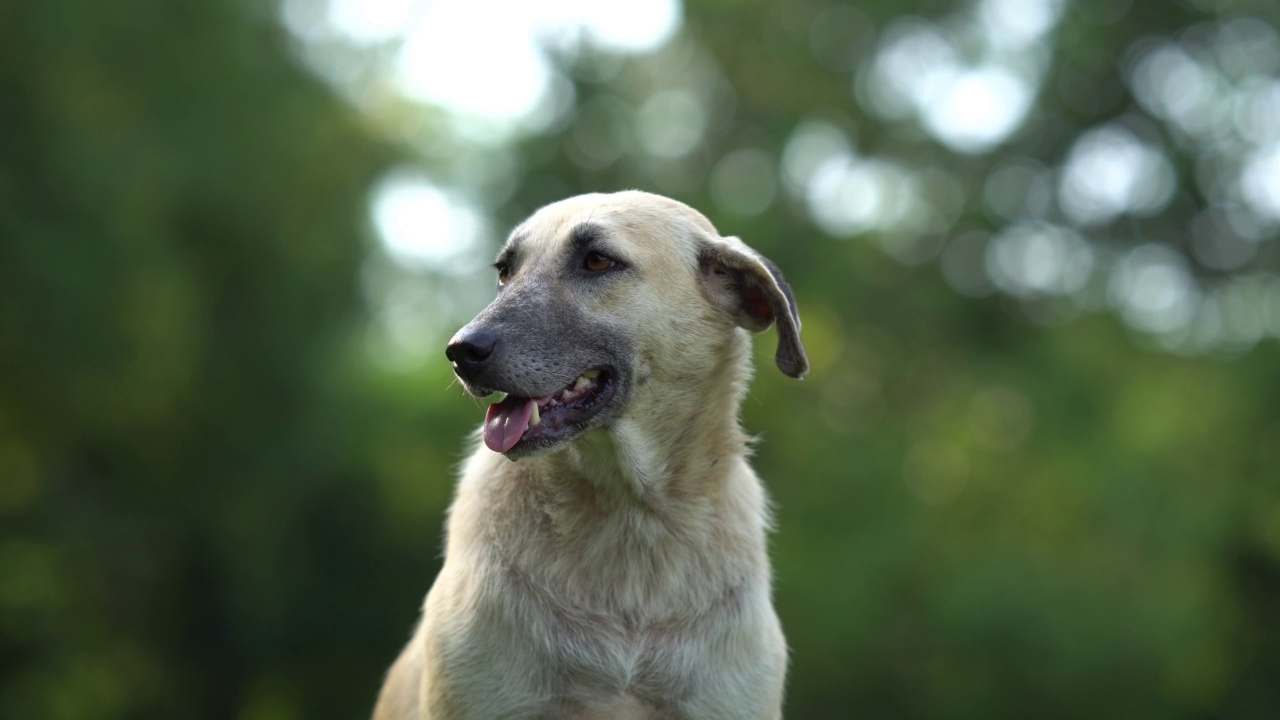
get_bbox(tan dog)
[373,191,808,719]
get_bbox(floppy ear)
[699,236,809,379]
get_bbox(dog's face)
[446,191,807,459]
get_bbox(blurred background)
[3,0,1280,717]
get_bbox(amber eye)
[583,251,617,273]
[496,264,510,285]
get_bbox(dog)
[373,191,808,719]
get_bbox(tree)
[2,0,1279,718]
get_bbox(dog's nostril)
[446,329,498,369]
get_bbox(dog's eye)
[583,251,617,273]
[495,264,510,285]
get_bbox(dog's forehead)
[506,192,717,260]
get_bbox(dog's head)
[446,191,808,458]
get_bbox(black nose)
[446,328,498,378]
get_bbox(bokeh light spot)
[328,0,420,44]
[922,67,1034,154]
[986,223,1095,298]
[1240,144,1280,221]
[371,172,482,270]
[978,0,1063,50]
[637,89,706,159]
[710,149,778,217]
[1059,125,1175,225]
[1109,245,1200,335]
[335,0,684,121]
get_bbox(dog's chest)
[533,606,701,714]
[481,474,759,712]
[498,550,720,706]
[506,561,740,713]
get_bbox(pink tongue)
[483,397,535,453]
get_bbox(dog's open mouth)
[482,369,615,454]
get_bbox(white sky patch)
[397,2,553,119]
[978,0,1062,51]
[921,66,1034,154]
[864,17,1045,154]
[1059,125,1176,225]
[1241,143,1280,221]
[328,0,681,120]
[864,21,957,120]
[556,0,682,54]
[807,154,884,237]
[371,172,483,270]
[328,0,421,45]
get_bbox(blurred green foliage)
[2,0,1280,719]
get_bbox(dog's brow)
[495,232,527,267]
[567,223,604,256]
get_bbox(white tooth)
[574,376,591,391]
[530,402,541,426]
[582,369,600,379]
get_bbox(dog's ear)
[699,236,809,379]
